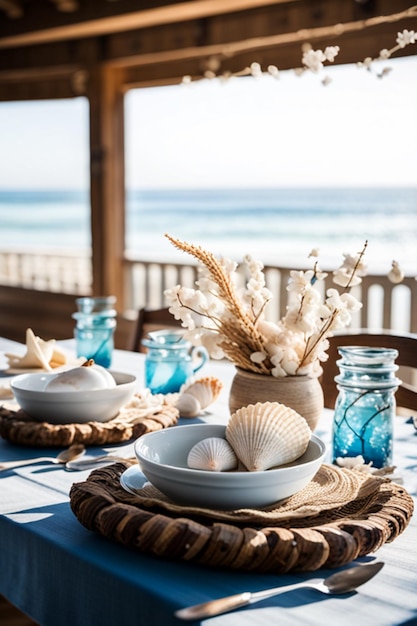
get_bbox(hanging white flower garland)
[182,25,416,86]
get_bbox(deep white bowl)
[134,423,326,509]
[11,371,137,424]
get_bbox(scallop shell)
[182,377,223,410]
[226,402,311,472]
[176,393,202,418]
[187,437,238,472]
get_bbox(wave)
[0,187,416,273]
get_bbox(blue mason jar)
[73,296,117,368]
[142,330,208,394]
[332,346,400,468]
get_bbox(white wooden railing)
[0,248,92,294]
[0,249,416,334]
[123,257,417,334]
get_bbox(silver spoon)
[65,454,134,471]
[175,561,384,621]
[0,443,86,471]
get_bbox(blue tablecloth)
[1,340,416,626]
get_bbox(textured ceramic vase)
[229,367,324,431]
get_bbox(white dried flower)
[250,351,267,363]
[284,307,316,334]
[314,266,328,281]
[359,56,373,70]
[302,48,326,73]
[327,288,354,310]
[165,235,368,378]
[244,255,266,286]
[339,252,368,276]
[322,290,362,331]
[396,29,416,48]
[323,46,340,62]
[333,268,362,287]
[302,286,322,307]
[267,65,280,79]
[279,356,300,376]
[250,62,262,77]
[256,319,279,341]
[198,337,224,360]
[271,363,287,377]
[388,260,404,284]
[287,269,315,292]
[333,251,367,287]
[220,256,238,275]
[379,48,391,60]
[165,285,217,331]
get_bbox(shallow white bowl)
[134,423,326,509]
[11,371,136,424]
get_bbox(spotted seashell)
[182,377,223,410]
[187,437,238,472]
[176,393,201,418]
[226,401,311,472]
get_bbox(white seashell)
[176,393,202,418]
[44,361,116,392]
[181,377,223,411]
[335,455,367,469]
[187,437,238,472]
[226,401,311,472]
[5,328,55,371]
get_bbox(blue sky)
[0,55,416,189]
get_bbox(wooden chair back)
[130,307,182,353]
[321,331,417,411]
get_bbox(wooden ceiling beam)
[0,0,415,94]
[1,1,415,73]
[0,64,79,81]
[0,0,298,49]
[106,9,417,70]
[0,77,76,100]
[50,0,80,13]
[0,0,22,19]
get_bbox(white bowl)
[11,371,136,424]
[134,423,326,509]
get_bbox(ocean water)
[0,187,416,274]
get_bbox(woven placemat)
[0,401,179,447]
[69,462,414,573]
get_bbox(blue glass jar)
[142,330,208,394]
[332,346,400,468]
[73,296,117,368]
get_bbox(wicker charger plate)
[70,462,414,574]
[0,400,179,447]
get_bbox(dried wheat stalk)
[165,234,272,374]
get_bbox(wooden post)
[88,63,126,309]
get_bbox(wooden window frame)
[0,0,415,313]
